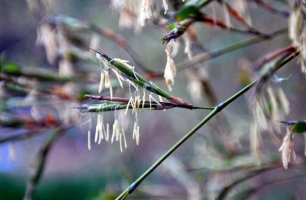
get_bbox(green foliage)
[3,62,21,74]
[292,121,306,134]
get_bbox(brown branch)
[250,0,290,17]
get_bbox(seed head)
[164,47,177,91]
[279,127,296,169]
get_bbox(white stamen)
[99,72,105,93]
[130,97,137,115]
[120,133,123,152]
[105,71,110,88]
[122,128,127,148]
[96,52,103,61]
[111,127,115,143]
[127,79,139,91]
[125,97,133,115]
[132,122,137,140]
[149,94,152,110]
[112,69,124,88]
[98,115,104,144]
[103,122,108,141]
[136,125,140,145]
[130,66,139,81]
[106,123,110,141]
[109,80,113,99]
[158,95,163,102]
[149,94,161,105]
[95,124,99,143]
[88,130,91,150]
[135,95,141,116]
[142,89,146,110]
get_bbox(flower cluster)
[289,0,306,71]
[249,86,290,163]
[279,127,296,169]
[164,46,177,91]
[89,54,143,151]
[111,0,154,32]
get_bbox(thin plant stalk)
[176,27,288,71]
[115,51,298,200]
[24,128,65,200]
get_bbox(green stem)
[115,51,297,200]
[116,106,219,200]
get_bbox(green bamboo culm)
[115,51,298,200]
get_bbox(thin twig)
[250,0,290,17]
[216,166,275,200]
[79,94,214,110]
[176,27,288,72]
[23,127,66,200]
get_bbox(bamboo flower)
[164,47,177,91]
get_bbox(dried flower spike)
[279,127,296,169]
[164,47,177,91]
[138,0,152,26]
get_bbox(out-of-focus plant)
[2,0,306,199]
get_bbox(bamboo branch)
[115,51,298,200]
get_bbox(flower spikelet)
[279,127,296,169]
[289,1,306,70]
[164,47,177,91]
[249,86,290,162]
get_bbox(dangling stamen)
[142,89,146,110]
[99,72,105,93]
[125,97,133,115]
[122,128,127,149]
[87,130,91,150]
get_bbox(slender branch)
[0,130,45,144]
[217,0,262,32]
[76,94,214,111]
[1,67,92,83]
[115,51,298,200]
[176,27,288,71]
[219,165,306,200]
[23,127,66,200]
[162,15,267,44]
[254,45,296,71]
[249,0,290,17]
[216,166,274,200]
[193,16,264,36]
[237,172,306,199]
[0,74,72,100]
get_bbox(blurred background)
[1,0,306,199]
